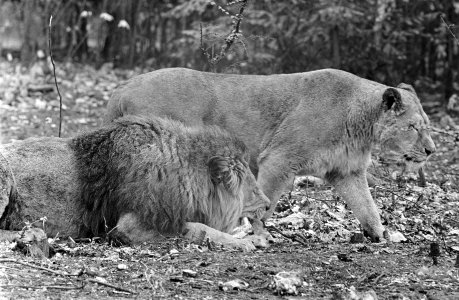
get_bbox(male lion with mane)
[106,68,436,241]
[0,116,269,251]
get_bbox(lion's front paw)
[244,234,269,248]
[226,238,256,252]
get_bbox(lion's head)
[241,169,271,221]
[377,83,436,172]
[207,155,270,228]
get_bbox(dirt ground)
[0,61,458,299]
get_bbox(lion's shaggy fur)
[0,117,269,246]
[71,116,250,236]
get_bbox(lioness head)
[377,83,436,172]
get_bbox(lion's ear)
[382,88,404,114]
[397,83,417,96]
[208,156,245,193]
[208,156,229,185]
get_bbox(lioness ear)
[208,156,245,193]
[397,83,417,96]
[382,88,404,114]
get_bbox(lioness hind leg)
[331,170,385,241]
[183,222,255,251]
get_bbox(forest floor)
[0,61,458,299]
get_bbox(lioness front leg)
[256,151,296,221]
[183,222,255,251]
[330,170,385,241]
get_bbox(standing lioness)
[106,68,436,241]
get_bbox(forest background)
[0,0,458,105]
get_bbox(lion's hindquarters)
[0,151,16,219]
[0,138,83,238]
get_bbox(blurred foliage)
[0,0,458,101]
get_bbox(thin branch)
[0,258,136,294]
[0,258,68,276]
[48,15,63,138]
[440,15,459,46]
[88,278,137,294]
[265,225,308,246]
[201,0,249,70]
[1,284,81,290]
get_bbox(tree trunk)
[21,0,36,66]
[330,25,340,68]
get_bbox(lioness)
[106,68,436,241]
[0,116,270,251]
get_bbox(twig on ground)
[48,15,63,138]
[88,278,137,294]
[373,271,387,284]
[1,284,82,290]
[265,225,308,246]
[0,258,67,276]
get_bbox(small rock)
[218,279,249,291]
[182,269,197,277]
[169,248,179,256]
[269,271,303,295]
[337,253,353,262]
[389,231,407,243]
[70,268,84,276]
[117,263,128,270]
[94,277,107,283]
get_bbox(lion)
[0,116,270,251]
[105,68,436,241]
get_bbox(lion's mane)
[70,116,250,237]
